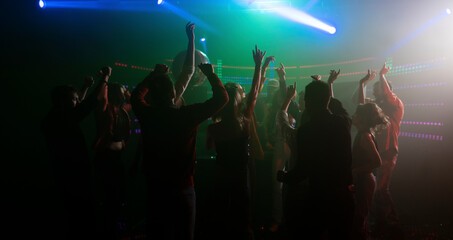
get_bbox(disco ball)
[171,49,210,88]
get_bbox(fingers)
[280,63,285,69]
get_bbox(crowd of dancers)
[42,22,404,240]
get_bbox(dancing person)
[93,69,132,239]
[354,65,404,236]
[327,69,352,130]
[205,45,265,240]
[131,21,228,240]
[41,67,109,240]
[275,81,311,239]
[351,102,389,240]
[268,62,299,233]
[247,56,274,223]
[278,80,355,239]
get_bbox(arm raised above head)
[353,69,376,105]
[245,45,265,118]
[174,22,196,107]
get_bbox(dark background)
[3,0,453,238]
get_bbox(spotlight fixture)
[39,0,45,8]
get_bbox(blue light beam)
[273,7,336,34]
[39,0,218,35]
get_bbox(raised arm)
[131,64,169,116]
[75,66,110,121]
[123,88,132,112]
[276,63,288,101]
[258,56,275,93]
[244,45,265,118]
[131,76,151,119]
[353,69,376,105]
[174,22,195,107]
[185,63,228,125]
[78,76,94,102]
[281,82,296,112]
[327,69,340,98]
[379,63,399,105]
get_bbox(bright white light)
[274,7,337,34]
[157,0,163,5]
[446,8,451,15]
[39,0,45,8]
[200,38,206,42]
[327,26,336,34]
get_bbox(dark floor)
[114,221,453,240]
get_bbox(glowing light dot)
[200,38,206,42]
[328,27,336,34]
[39,0,45,8]
[157,0,163,5]
[446,8,451,14]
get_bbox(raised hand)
[84,76,94,88]
[360,69,377,85]
[380,62,390,76]
[252,45,266,67]
[276,63,286,80]
[186,22,195,40]
[154,64,169,74]
[262,56,275,69]
[286,82,297,100]
[327,69,341,84]
[98,66,112,79]
[198,63,215,76]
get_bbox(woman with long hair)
[93,77,132,239]
[351,102,389,240]
[206,45,265,240]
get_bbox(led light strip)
[401,121,444,126]
[387,57,447,76]
[399,131,443,141]
[404,103,445,107]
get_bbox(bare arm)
[281,82,296,112]
[276,63,288,102]
[78,76,94,102]
[174,22,195,107]
[379,63,397,104]
[327,69,340,98]
[353,69,376,105]
[258,56,275,93]
[97,67,111,112]
[74,67,110,121]
[186,63,228,125]
[244,45,265,119]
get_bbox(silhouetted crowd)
[42,22,404,240]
